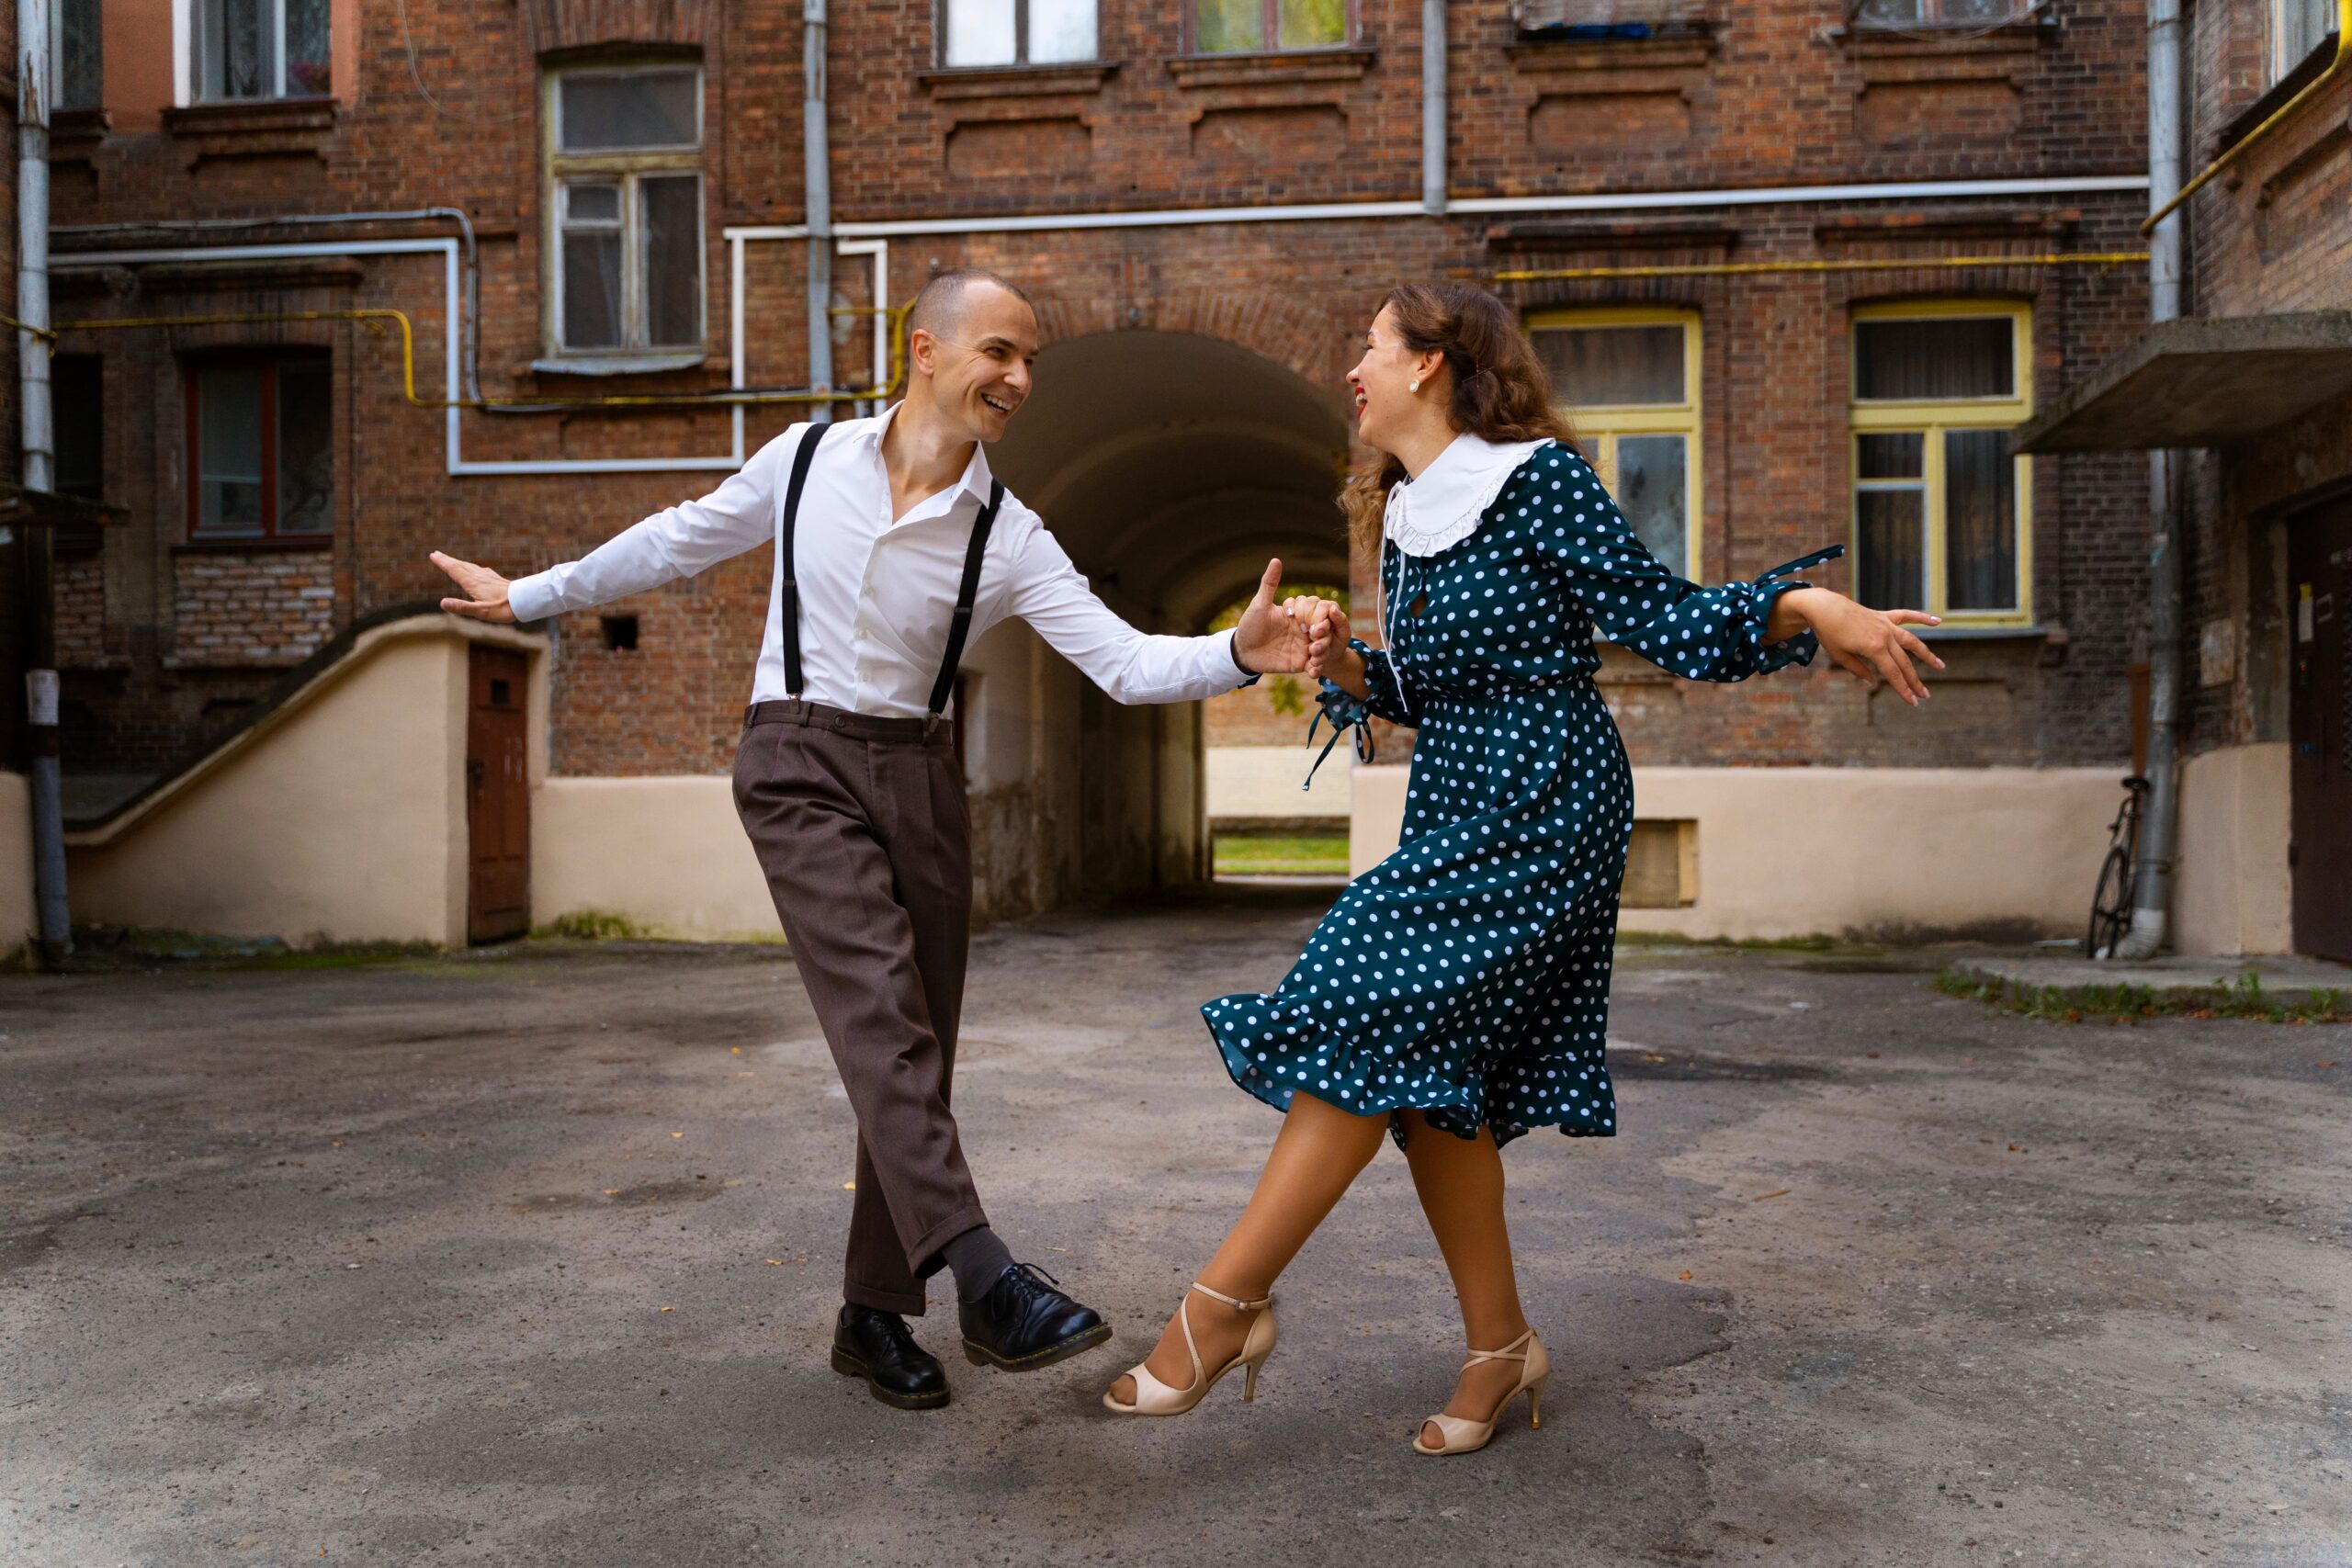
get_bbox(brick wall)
[52,556,107,668]
[171,552,337,666]
[2175,5,2352,761]
[50,0,2154,785]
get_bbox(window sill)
[1827,19,2054,59]
[2215,35,2342,152]
[1163,46,1376,88]
[1913,622,2048,640]
[917,62,1119,100]
[529,353,708,378]
[163,96,339,164]
[173,536,335,555]
[51,106,109,161]
[1505,34,1715,73]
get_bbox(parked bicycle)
[2086,775,2151,959]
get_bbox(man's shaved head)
[908,267,1035,343]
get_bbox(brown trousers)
[732,699,986,1315]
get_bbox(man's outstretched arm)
[432,429,795,624]
[1006,523,1336,705]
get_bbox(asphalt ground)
[3,886,2348,1566]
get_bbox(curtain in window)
[1853,318,2011,400]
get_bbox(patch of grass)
[1215,835,1351,877]
[61,927,445,971]
[537,909,645,942]
[1935,965,2350,1025]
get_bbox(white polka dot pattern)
[1202,443,1830,1148]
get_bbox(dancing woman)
[1102,282,1945,1453]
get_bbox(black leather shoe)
[958,1263,1113,1372]
[831,1305,950,1410]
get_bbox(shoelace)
[1001,1262,1061,1305]
[875,1314,924,1359]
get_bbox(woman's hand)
[1305,604,1370,698]
[1772,587,1944,707]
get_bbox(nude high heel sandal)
[1100,1282,1276,1416]
[1411,1327,1551,1456]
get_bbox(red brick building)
[2023,0,2349,960]
[15,0,2172,946]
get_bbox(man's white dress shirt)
[507,405,1256,717]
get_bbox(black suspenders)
[929,480,1004,719]
[776,419,1005,721]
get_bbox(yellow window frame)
[1526,305,1704,581]
[1849,299,2034,626]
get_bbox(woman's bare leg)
[1397,1111,1534,1447]
[1109,1092,1389,1404]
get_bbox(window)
[942,0,1097,64]
[53,354,105,553]
[2274,0,2338,79]
[1851,0,2025,28]
[1849,301,2032,623]
[56,0,101,109]
[185,355,332,539]
[189,0,330,102]
[546,66,707,358]
[1528,308,1702,580]
[1194,0,1349,52]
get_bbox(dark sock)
[941,1225,1014,1303]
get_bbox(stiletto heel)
[1101,1281,1275,1417]
[1411,1328,1552,1456]
[1242,1348,1270,1403]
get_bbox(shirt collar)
[1384,431,1550,558]
[865,400,996,505]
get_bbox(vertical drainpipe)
[17,0,70,963]
[1420,0,1447,216]
[2114,0,2183,959]
[804,0,835,424]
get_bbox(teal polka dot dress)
[1202,437,1838,1147]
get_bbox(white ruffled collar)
[1383,434,1550,558]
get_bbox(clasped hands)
[1229,558,1356,686]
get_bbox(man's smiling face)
[913,280,1040,444]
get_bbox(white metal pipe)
[53,238,746,475]
[803,0,834,423]
[2113,0,2187,961]
[1420,0,1446,215]
[19,0,70,959]
[783,175,2148,240]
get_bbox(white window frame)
[542,64,708,361]
[1529,305,1704,581]
[937,0,1102,67]
[175,0,328,104]
[1849,299,2034,626]
[2272,0,2339,81]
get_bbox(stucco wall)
[1207,745,1351,823]
[2173,743,2293,958]
[65,618,548,948]
[533,777,778,941]
[1351,763,2121,942]
[1,771,32,953]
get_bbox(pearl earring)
[1408,378,1420,393]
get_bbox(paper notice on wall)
[2299,583,2316,644]
[25,670,59,728]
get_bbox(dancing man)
[432,269,1333,1410]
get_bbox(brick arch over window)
[523,0,718,51]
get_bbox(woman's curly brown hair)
[1340,282,1577,564]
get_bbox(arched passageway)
[960,330,1352,918]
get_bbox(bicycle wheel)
[2086,845,2134,959]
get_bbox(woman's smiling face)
[1347,304,1429,457]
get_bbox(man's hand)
[1775,587,1944,706]
[1232,558,1340,674]
[431,550,518,625]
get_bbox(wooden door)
[467,646,531,943]
[2289,502,2352,962]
